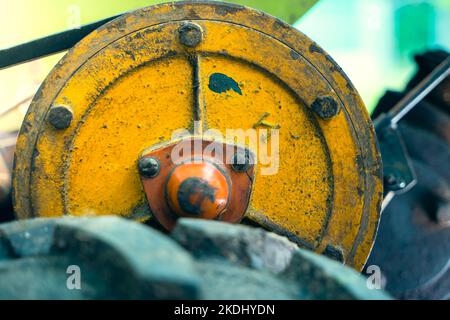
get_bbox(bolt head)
[48,105,73,129]
[178,23,203,48]
[311,96,340,120]
[138,157,160,178]
[231,150,252,172]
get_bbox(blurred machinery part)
[368,50,450,299]
[0,216,390,299]
[8,2,382,270]
[0,132,16,202]
[0,94,32,222]
[0,130,17,222]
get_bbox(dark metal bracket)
[375,114,416,196]
[375,57,450,208]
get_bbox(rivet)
[48,105,73,129]
[311,96,340,120]
[138,157,160,178]
[178,23,203,48]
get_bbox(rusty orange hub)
[138,138,255,230]
[165,162,230,220]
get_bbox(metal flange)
[13,1,382,270]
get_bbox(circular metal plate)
[13,1,382,269]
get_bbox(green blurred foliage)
[395,2,435,62]
[226,0,318,24]
[296,0,450,112]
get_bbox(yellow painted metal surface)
[200,55,330,246]
[13,2,382,270]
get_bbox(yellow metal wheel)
[13,1,382,270]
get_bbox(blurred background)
[1,0,449,128]
[296,0,450,112]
